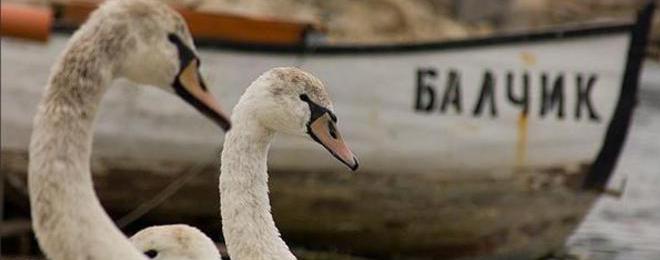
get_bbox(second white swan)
[219,67,359,260]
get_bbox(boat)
[1,2,655,259]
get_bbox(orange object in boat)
[176,8,312,45]
[54,0,321,45]
[0,3,53,42]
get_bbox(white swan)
[219,67,359,260]
[130,224,221,260]
[28,0,230,259]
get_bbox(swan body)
[130,224,221,260]
[220,67,358,260]
[28,0,229,259]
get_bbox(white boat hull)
[1,5,653,258]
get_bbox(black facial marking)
[197,70,208,91]
[168,34,196,69]
[168,33,207,91]
[167,34,229,130]
[300,94,355,170]
[173,79,231,130]
[300,93,341,151]
[328,121,338,139]
[299,94,336,123]
[329,111,338,123]
[144,249,158,258]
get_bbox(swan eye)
[144,249,159,258]
[299,94,310,102]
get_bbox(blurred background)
[3,0,660,49]
[1,0,659,259]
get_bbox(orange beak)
[174,60,231,131]
[308,113,359,171]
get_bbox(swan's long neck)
[28,34,146,259]
[219,111,296,260]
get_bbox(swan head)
[237,67,358,171]
[89,0,230,130]
[130,224,221,260]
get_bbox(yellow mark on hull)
[516,113,528,171]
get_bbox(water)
[568,61,660,260]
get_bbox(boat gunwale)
[50,21,635,55]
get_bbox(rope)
[116,154,217,229]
